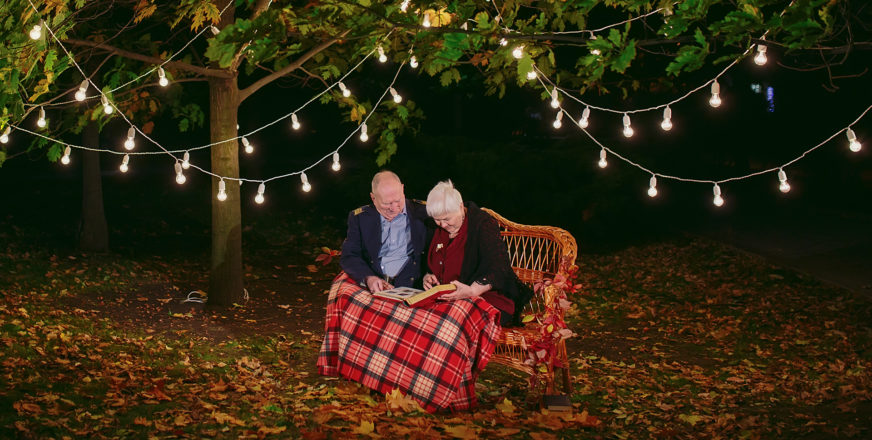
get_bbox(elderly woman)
[423,180,533,326]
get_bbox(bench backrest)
[482,208,578,314]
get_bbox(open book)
[372,284,457,307]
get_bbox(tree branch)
[63,39,234,79]
[237,29,350,103]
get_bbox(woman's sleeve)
[470,215,516,293]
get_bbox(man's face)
[371,179,406,221]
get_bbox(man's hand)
[365,276,393,293]
[423,273,439,290]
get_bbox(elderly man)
[340,171,430,292]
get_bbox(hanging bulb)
[846,128,862,152]
[589,35,601,56]
[526,70,537,80]
[210,25,220,35]
[0,127,10,144]
[242,136,254,154]
[754,44,768,66]
[301,172,311,192]
[712,183,724,207]
[422,14,431,28]
[709,80,721,108]
[34,106,47,128]
[648,175,658,197]
[120,154,130,173]
[158,67,169,87]
[622,113,634,138]
[660,106,673,131]
[75,79,88,101]
[512,46,524,59]
[550,88,560,109]
[182,151,191,169]
[255,182,266,204]
[29,21,43,40]
[101,95,114,114]
[400,0,410,12]
[217,179,228,201]
[338,81,351,97]
[124,126,136,150]
[378,45,388,62]
[409,55,418,68]
[499,38,508,47]
[777,168,791,193]
[578,107,591,129]
[291,113,301,130]
[331,152,341,171]
[175,161,186,184]
[61,146,71,165]
[552,111,563,129]
[359,123,369,142]
[598,148,608,168]
[390,87,403,103]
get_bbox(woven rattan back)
[482,208,578,315]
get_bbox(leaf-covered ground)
[1,222,870,438]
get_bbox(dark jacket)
[340,199,430,289]
[452,202,535,325]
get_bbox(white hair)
[371,170,401,193]
[426,180,464,217]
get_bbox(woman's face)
[433,210,464,236]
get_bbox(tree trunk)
[207,75,244,306]
[79,121,109,252]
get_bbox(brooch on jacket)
[435,243,444,251]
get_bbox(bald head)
[370,171,406,221]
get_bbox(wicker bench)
[482,208,578,394]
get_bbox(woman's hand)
[423,273,439,290]
[440,280,488,301]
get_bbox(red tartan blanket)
[317,272,501,413]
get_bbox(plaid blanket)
[318,272,501,413]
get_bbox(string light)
[526,70,537,80]
[291,113,301,130]
[499,38,508,46]
[120,154,130,173]
[101,94,114,114]
[74,80,88,101]
[174,161,187,184]
[553,111,563,129]
[331,152,341,171]
[400,0,410,12]
[550,88,560,109]
[846,128,862,152]
[578,106,591,129]
[754,44,768,66]
[61,146,71,165]
[338,81,351,97]
[378,45,388,62]
[422,14,431,28]
[29,20,43,40]
[1,127,11,144]
[661,106,673,131]
[301,172,311,192]
[255,182,266,204]
[622,113,634,138]
[390,87,403,103]
[777,168,790,193]
[589,35,601,56]
[709,80,722,108]
[210,25,220,36]
[182,151,191,169]
[409,55,418,68]
[36,107,47,128]
[647,175,658,197]
[242,136,254,154]
[217,179,228,201]
[124,126,136,150]
[359,123,369,142]
[712,183,724,207]
[512,46,524,59]
[598,148,608,168]
[158,67,169,87]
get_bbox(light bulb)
[661,106,672,131]
[622,113,634,138]
[217,179,227,201]
[552,112,563,129]
[61,147,71,165]
[37,107,47,128]
[210,25,220,35]
[712,183,724,207]
[255,182,265,204]
[75,79,88,101]
[578,107,590,129]
[390,87,402,103]
[182,151,190,169]
[175,161,186,184]
[512,46,524,59]
[158,67,169,87]
[242,136,254,154]
[400,0,410,12]
[29,21,42,40]
[598,148,607,168]
[709,80,721,108]
[499,38,508,47]
[338,81,351,97]
[409,55,418,68]
[291,113,301,130]
[550,88,560,108]
[648,175,658,197]
[589,35,601,56]
[778,169,791,193]
[754,45,768,66]
[526,70,537,80]
[301,172,311,192]
[422,14,431,28]
[847,128,862,152]
[331,152,341,171]
[124,126,136,150]
[378,46,387,62]
[0,127,10,144]
[101,95,114,114]
[359,123,369,142]
[120,154,130,173]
